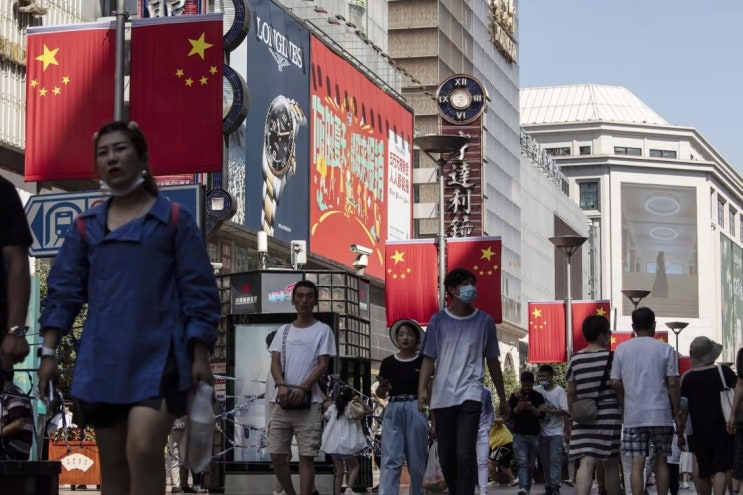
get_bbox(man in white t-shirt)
[535,364,569,495]
[610,307,681,495]
[268,280,337,495]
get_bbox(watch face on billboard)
[226,0,310,242]
[308,36,414,279]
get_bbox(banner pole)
[114,0,126,120]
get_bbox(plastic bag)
[422,440,447,493]
[185,382,214,473]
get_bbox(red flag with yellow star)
[446,236,502,322]
[571,300,611,353]
[129,14,223,174]
[528,301,567,363]
[610,332,632,351]
[25,23,116,181]
[654,331,669,344]
[384,240,439,327]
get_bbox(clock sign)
[436,74,487,125]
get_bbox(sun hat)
[689,336,722,368]
[388,319,424,349]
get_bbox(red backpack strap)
[169,202,180,237]
[76,216,87,244]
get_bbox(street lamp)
[549,235,588,358]
[414,134,470,309]
[621,289,651,310]
[665,321,689,355]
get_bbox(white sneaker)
[345,489,361,495]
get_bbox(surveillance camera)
[350,244,373,256]
[352,254,369,269]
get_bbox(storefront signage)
[488,0,517,64]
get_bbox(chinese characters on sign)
[447,160,475,237]
[442,119,484,237]
[488,0,517,64]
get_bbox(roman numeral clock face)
[436,75,487,125]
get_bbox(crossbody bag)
[571,351,614,424]
[279,324,311,410]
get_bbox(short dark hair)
[444,268,476,293]
[520,371,535,383]
[395,322,420,346]
[265,330,277,349]
[631,307,655,331]
[94,121,158,195]
[292,279,318,300]
[582,314,610,342]
[538,364,554,376]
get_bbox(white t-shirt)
[268,320,337,403]
[534,384,568,436]
[610,336,678,428]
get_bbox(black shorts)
[489,442,514,467]
[78,351,187,428]
[688,433,734,479]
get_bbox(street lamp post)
[621,289,651,311]
[413,134,470,309]
[549,235,588,359]
[665,321,689,355]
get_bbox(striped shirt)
[1,384,33,460]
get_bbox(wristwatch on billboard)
[261,95,306,235]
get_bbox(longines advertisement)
[308,36,414,280]
[227,0,311,242]
[720,233,742,362]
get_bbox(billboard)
[720,233,742,362]
[620,183,698,317]
[309,36,414,279]
[227,0,311,242]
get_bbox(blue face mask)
[457,284,477,304]
[539,380,550,388]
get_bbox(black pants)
[669,462,679,495]
[433,400,481,495]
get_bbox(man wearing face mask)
[534,365,569,495]
[418,268,510,495]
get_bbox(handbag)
[279,324,311,410]
[571,351,613,424]
[717,364,739,422]
[345,398,366,422]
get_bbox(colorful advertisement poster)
[227,0,311,242]
[309,36,414,279]
[720,234,742,362]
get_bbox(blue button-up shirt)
[40,194,220,404]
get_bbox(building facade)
[521,84,743,361]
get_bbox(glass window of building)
[579,181,600,210]
[545,147,571,156]
[579,145,592,155]
[649,149,677,158]
[718,197,726,226]
[730,208,737,237]
[615,146,642,156]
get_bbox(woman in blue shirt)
[38,121,220,495]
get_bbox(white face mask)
[100,173,145,197]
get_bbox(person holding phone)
[508,372,545,495]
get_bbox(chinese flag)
[528,301,567,363]
[446,236,502,322]
[654,331,669,344]
[384,240,439,327]
[678,356,692,377]
[571,300,611,353]
[25,23,116,181]
[610,332,633,351]
[129,14,223,175]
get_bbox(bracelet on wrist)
[37,346,56,359]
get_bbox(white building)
[521,84,743,361]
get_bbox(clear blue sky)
[519,0,743,173]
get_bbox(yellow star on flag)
[595,307,607,316]
[209,65,218,75]
[52,87,61,95]
[39,88,47,96]
[531,308,542,318]
[185,78,194,87]
[611,336,617,344]
[188,33,213,59]
[391,250,405,264]
[481,246,495,261]
[35,44,60,71]
[200,76,208,85]
[62,76,70,85]
[175,68,184,78]
[30,80,38,88]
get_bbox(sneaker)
[345,489,361,495]
[171,489,183,494]
[517,490,528,495]
[508,479,519,487]
[487,481,500,487]
[564,480,575,487]
[680,483,689,489]
[479,489,487,495]
[182,488,197,494]
[274,492,287,495]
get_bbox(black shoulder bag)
[570,351,613,424]
[279,324,312,410]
